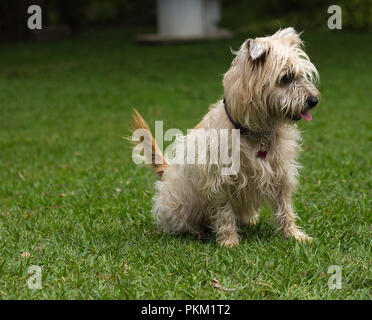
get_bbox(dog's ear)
[245,38,270,61]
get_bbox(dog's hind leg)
[211,203,239,248]
[152,180,205,235]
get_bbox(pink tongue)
[300,111,312,122]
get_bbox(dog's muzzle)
[288,96,318,122]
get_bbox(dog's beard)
[270,92,314,123]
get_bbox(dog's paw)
[248,219,258,226]
[291,230,313,243]
[240,213,259,227]
[219,236,240,248]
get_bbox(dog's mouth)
[289,110,312,122]
[299,111,312,121]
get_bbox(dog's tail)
[128,109,168,177]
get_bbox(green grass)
[0,27,371,299]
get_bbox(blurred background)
[1,0,371,42]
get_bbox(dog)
[130,28,319,247]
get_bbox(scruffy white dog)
[131,28,319,247]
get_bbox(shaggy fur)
[131,28,320,247]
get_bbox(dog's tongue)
[300,111,312,122]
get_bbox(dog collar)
[223,98,273,159]
[223,99,273,140]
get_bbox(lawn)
[0,27,371,299]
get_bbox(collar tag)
[257,150,267,158]
[257,138,268,159]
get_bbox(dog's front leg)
[273,190,313,242]
[212,203,239,248]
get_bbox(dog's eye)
[280,73,294,84]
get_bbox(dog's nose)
[306,96,318,108]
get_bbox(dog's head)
[223,27,319,130]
